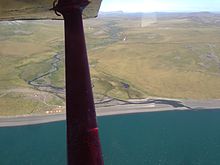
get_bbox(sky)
[100,0,220,12]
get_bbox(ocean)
[0,109,220,165]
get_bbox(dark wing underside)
[0,0,102,20]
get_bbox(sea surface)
[1,109,220,165]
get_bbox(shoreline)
[0,98,220,127]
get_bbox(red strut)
[53,0,104,164]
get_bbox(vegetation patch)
[1,13,220,115]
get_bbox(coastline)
[0,98,220,127]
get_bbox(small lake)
[1,109,220,165]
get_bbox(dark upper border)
[0,0,102,20]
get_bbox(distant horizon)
[99,10,220,14]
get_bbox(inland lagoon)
[1,109,220,165]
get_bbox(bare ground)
[0,97,219,127]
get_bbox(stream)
[28,53,65,97]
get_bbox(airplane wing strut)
[52,0,104,164]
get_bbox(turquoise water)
[1,110,220,165]
[0,122,66,165]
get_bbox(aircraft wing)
[0,0,102,20]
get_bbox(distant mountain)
[99,11,220,24]
[99,11,124,16]
[99,11,219,17]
